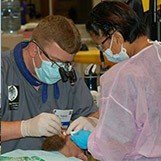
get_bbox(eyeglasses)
[32,40,66,67]
[96,30,116,51]
[96,37,109,51]
[32,40,77,85]
[32,40,76,71]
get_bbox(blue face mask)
[104,36,129,63]
[33,54,64,84]
[70,130,91,150]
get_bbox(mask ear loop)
[32,46,42,69]
[106,34,114,56]
[121,44,127,53]
[109,35,114,49]
[37,46,46,62]
[116,32,126,53]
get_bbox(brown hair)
[42,135,66,151]
[86,1,146,43]
[32,15,81,54]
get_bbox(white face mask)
[104,35,129,63]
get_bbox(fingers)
[66,116,97,135]
[73,124,84,132]
[46,125,61,136]
[84,125,94,131]
[39,113,62,136]
[47,114,62,135]
[66,119,81,134]
[66,117,86,134]
[49,123,61,134]
[46,113,61,126]
[50,114,61,126]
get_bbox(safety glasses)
[96,30,116,51]
[96,36,109,51]
[32,40,67,67]
[32,40,77,85]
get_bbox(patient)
[42,133,88,161]
[1,132,88,161]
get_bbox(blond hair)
[32,15,81,54]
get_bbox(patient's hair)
[42,135,66,151]
[32,15,81,54]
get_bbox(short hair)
[86,1,146,43]
[32,15,81,54]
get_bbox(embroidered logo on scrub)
[8,85,19,110]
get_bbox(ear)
[28,42,38,58]
[113,31,124,46]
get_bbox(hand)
[66,116,98,135]
[21,113,61,137]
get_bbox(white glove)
[66,116,98,134]
[21,113,61,137]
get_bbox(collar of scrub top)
[13,41,60,103]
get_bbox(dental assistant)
[1,15,98,154]
[86,1,161,161]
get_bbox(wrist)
[88,116,98,126]
[1,121,22,142]
[21,120,31,137]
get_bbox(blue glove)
[70,130,91,149]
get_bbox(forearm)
[1,121,22,142]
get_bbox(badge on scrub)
[8,85,19,110]
[53,109,73,129]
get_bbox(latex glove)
[21,112,61,137]
[66,116,98,135]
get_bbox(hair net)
[88,42,161,161]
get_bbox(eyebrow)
[32,40,74,64]
[32,40,61,62]
[31,40,49,57]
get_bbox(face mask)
[33,53,64,84]
[104,35,129,63]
